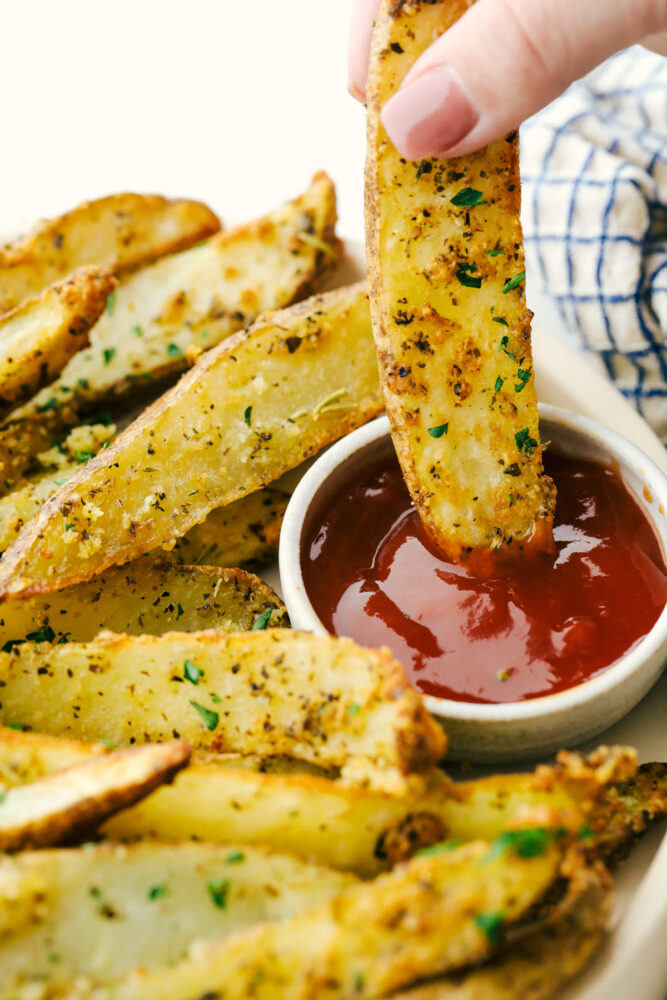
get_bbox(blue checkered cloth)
[520,45,667,443]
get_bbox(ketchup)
[302,453,667,704]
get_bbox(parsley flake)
[190,700,219,731]
[451,187,486,207]
[502,271,526,294]
[148,884,167,901]
[252,609,272,631]
[132,325,143,337]
[103,347,116,366]
[244,406,252,426]
[105,291,116,316]
[494,377,504,392]
[226,850,245,864]
[514,368,531,392]
[166,343,184,358]
[183,660,203,685]
[207,877,230,909]
[515,428,538,456]
[475,910,505,943]
[455,263,482,289]
[177,604,184,618]
[427,423,448,438]
[347,702,361,716]
[492,316,509,326]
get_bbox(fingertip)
[348,0,382,106]
[347,74,366,104]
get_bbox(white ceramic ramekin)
[279,404,667,762]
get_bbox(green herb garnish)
[502,271,526,294]
[105,291,116,316]
[451,187,486,207]
[226,850,245,864]
[148,884,167,901]
[244,406,252,426]
[475,910,505,943]
[166,343,184,358]
[494,377,504,392]
[515,428,538,456]
[183,660,203,685]
[103,347,116,366]
[427,423,448,438]
[207,877,230,910]
[252,609,272,631]
[190,701,219,731]
[492,316,508,326]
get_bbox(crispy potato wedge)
[0,193,220,314]
[0,841,357,991]
[37,839,562,999]
[0,268,115,414]
[0,422,117,548]
[109,747,651,876]
[0,282,381,597]
[365,0,555,566]
[0,557,287,644]
[158,486,291,567]
[14,172,341,421]
[0,631,444,792]
[0,741,189,851]
[392,860,612,1000]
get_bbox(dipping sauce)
[302,453,667,704]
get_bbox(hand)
[348,0,667,160]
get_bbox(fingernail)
[381,66,478,160]
[347,73,366,103]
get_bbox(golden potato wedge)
[365,0,555,566]
[0,268,115,414]
[158,486,291,567]
[0,422,118,548]
[0,192,220,314]
[0,282,380,597]
[0,409,79,493]
[0,556,288,644]
[15,172,341,420]
[0,630,444,792]
[108,747,652,877]
[0,741,189,851]
[0,841,357,991]
[43,839,562,999]
[391,860,612,1000]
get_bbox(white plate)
[270,238,667,1000]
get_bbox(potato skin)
[0,267,115,413]
[365,0,555,566]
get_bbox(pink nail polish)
[381,66,478,160]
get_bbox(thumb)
[381,0,665,160]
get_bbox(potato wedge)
[108,747,651,876]
[0,630,444,792]
[0,557,287,645]
[0,841,357,991]
[14,172,341,421]
[41,839,562,999]
[159,486,291,567]
[0,193,220,314]
[0,282,380,597]
[365,0,555,566]
[0,268,115,414]
[0,422,118,547]
[391,860,612,1000]
[0,741,189,851]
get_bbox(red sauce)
[302,453,667,704]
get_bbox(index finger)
[348,0,382,102]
